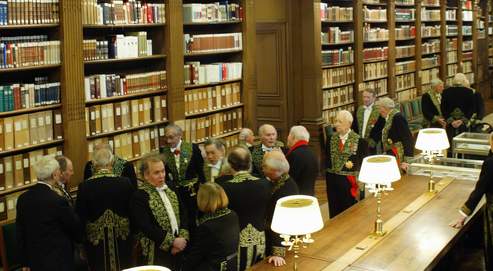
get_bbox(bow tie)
[157,185,169,192]
[173,149,180,156]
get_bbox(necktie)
[339,139,344,151]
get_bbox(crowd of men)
[15,73,483,271]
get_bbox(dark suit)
[83,156,137,188]
[286,143,318,196]
[352,104,385,154]
[266,176,299,257]
[382,111,414,164]
[421,91,443,128]
[75,173,134,271]
[130,183,189,269]
[16,183,81,271]
[217,173,271,270]
[182,209,239,271]
[441,86,475,143]
[250,142,286,178]
[325,131,368,218]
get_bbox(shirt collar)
[38,181,53,189]
[156,184,169,192]
[171,140,182,153]
[262,144,273,152]
[208,160,222,169]
[364,103,374,110]
[339,129,351,140]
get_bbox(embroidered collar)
[198,208,231,225]
[228,171,259,183]
[162,142,193,184]
[286,140,308,156]
[37,181,53,189]
[427,89,442,116]
[271,174,290,194]
[357,105,380,138]
[88,169,118,181]
[382,109,399,151]
[170,140,182,153]
[329,130,360,172]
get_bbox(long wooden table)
[250,175,483,271]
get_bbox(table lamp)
[122,266,171,271]
[415,128,450,192]
[358,155,401,237]
[271,195,324,271]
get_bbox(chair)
[0,222,22,271]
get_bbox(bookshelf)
[395,0,417,101]
[488,0,493,73]
[420,0,441,92]
[0,0,64,222]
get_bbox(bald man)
[250,124,285,178]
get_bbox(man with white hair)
[421,79,446,128]
[262,151,299,267]
[286,125,318,196]
[441,73,475,144]
[250,124,285,178]
[17,155,81,271]
[325,110,368,218]
[376,97,413,171]
[76,147,135,271]
[352,88,385,154]
[239,128,255,147]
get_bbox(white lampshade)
[123,266,171,271]
[358,155,401,185]
[415,128,450,151]
[271,195,324,236]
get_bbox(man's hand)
[438,118,447,128]
[171,246,181,255]
[268,256,286,267]
[449,216,467,229]
[400,162,409,172]
[173,237,187,251]
[452,120,463,128]
[21,267,31,271]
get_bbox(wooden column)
[60,0,86,186]
[167,0,185,124]
[440,0,447,83]
[242,0,257,129]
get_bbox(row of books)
[363,7,386,21]
[363,47,388,61]
[1,38,60,69]
[0,0,59,25]
[85,95,167,136]
[395,8,415,21]
[322,66,354,88]
[321,27,354,44]
[83,33,153,60]
[395,60,415,75]
[395,26,416,40]
[462,0,472,10]
[361,78,387,96]
[322,104,355,125]
[421,56,440,69]
[420,67,439,85]
[184,33,242,54]
[422,25,440,37]
[447,51,457,64]
[84,70,167,101]
[463,61,473,73]
[462,11,473,22]
[88,126,162,161]
[320,4,352,22]
[0,109,62,151]
[184,82,241,116]
[0,147,61,194]
[0,79,60,112]
[445,10,456,21]
[422,0,439,6]
[422,39,440,55]
[221,133,240,149]
[396,88,418,102]
[463,26,473,35]
[184,62,242,86]
[446,25,458,36]
[322,48,353,66]
[364,61,387,81]
[463,51,473,61]
[183,3,242,24]
[421,9,440,21]
[462,40,473,51]
[184,108,243,143]
[363,26,389,42]
[82,0,165,25]
[322,85,354,110]
[396,45,414,58]
[396,73,415,91]
[447,63,458,77]
[396,0,414,5]
[446,38,458,51]
[464,72,474,85]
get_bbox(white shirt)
[361,103,374,137]
[208,160,222,182]
[339,130,351,145]
[262,144,273,152]
[156,185,179,235]
[171,140,183,171]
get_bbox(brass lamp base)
[428,179,436,193]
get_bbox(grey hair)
[262,151,290,174]
[258,124,276,136]
[239,128,254,141]
[336,110,354,124]
[92,148,114,168]
[94,142,113,152]
[164,124,183,136]
[204,138,226,151]
[430,78,444,89]
[34,155,60,181]
[452,73,470,88]
[289,125,310,142]
[376,97,395,109]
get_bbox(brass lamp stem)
[428,154,437,193]
[373,186,386,236]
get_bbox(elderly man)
[239,128,255,147]
[285,125,318,196]
[53,155,75,206]
[325,110,368,218]
[76,148,134,271]
[352,88,385,154]
[203,138,226,182]
[250,124,285,178]
[83,143,137,187]
[17,155,81,271]
[216,146,271,270]
[422,79,446,128]
[159,123,205,230]
[130,153,189,268]
[376,97,413,171]
[263,151,299,267]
